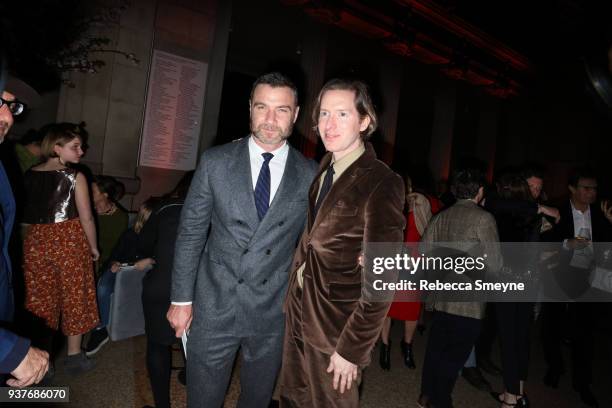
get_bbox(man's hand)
[166,304,193,338]
[602,200,612,223]
[567,238,591,250]
[326,352,358,394]
[110,262,121,273]
[134,258,155,271]
[539,205,561,224]
[7,347,49,387]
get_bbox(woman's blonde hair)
[40,125,81,160]
[134,197,161,234]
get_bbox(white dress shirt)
[248,136,289,204]
[571,200,592,239]
[172,136,289,306]
[568,200,594,268]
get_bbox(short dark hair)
[249,72,298,105]
[521,163,545,180]
[568,167,597,187]
[93,175,124,202]
[497,173,532,201]
[451,168,485,199]
[312,78,378,140]
[19,128,44,146]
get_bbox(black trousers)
[146,338,172,408]
[421,311,481,408]
[496,302,533,394]
[476,303,498,361]
[540,302,594,388]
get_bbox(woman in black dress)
[486,172,559,408]
[138,172,194,408]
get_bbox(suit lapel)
[227,137,259,231]
[267,146,298,216]
[248,144,304,243]
[309,146,375,233]
[307,153,331,229]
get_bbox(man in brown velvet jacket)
[279,79,405,407]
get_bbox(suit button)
[278,221,284,226]
[262,279,268,284]
[266,249,271,255]
[237,220,243,225]
[238,278,244,284]
[243,249,249,255]
[294,261,300,266]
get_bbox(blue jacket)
[0,328,30,373]
[0,161,28,373]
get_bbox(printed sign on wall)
[139,50,207,170]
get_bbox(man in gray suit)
[167,72,317,407]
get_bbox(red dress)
[387,195,442,321]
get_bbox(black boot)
[379,341,391,370]
[400,340,416,369]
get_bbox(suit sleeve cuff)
[0,333,30,374]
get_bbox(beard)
[252,122,293,145]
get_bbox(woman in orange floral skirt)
[22,124,99,375]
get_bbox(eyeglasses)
[0,97,26,116]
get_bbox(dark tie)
[314,163,335,217]
[254,152,274,220]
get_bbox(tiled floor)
[16,318,612,408]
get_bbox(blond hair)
[134,197,160,234]
[40,125,81,160]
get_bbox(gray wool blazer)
[421,199,502,319]
[171,137,317,337]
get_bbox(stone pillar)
[198,0,232,154]
[56,0,227,208]
[133,0,227,207]
[378,59,402,165]
[429,79,457,184]
[296,23,328,158]
[476,95,499,182]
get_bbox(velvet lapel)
[308,153,331,230]
[309,144,376,233]
[226,137,259,232]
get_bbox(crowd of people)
[1,69,611,408]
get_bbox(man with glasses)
[540,168,612,408]
[0,68,49,386]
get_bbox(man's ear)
[359,115,371,132]
[293,105,300,124]
[568,184,576,195]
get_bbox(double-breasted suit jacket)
[171,137,317,339]
[284,143,405,366]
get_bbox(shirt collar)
[330,143,365,177]
[248,135,289,161]
[570,199,590,216]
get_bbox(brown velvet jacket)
[284,143,405,366]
